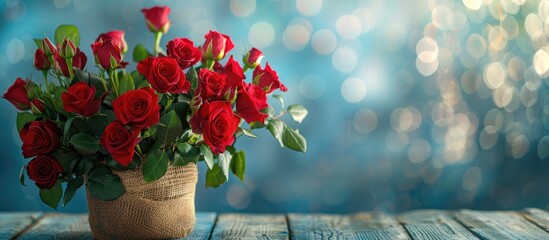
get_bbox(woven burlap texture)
[86,163,197,240]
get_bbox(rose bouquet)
[4,6,307,211]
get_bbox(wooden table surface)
[3,209,549,239]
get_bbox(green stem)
[99,70,109,93]
[242,66,249,73]
[66,57,74,81]
[153,32,163,57]
[55,72,64,88]
[205,60,215,70]
[42,70,50,95]
[163,95,174,114]
[109,70,119,97]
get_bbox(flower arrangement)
[4,6,307,209]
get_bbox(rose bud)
[243,48,263,69]
[20,120,61,158]
[166,38,202,70]
[112,87,160,129]
[96,30,128,53]
[59,39,77,59]
[31,98,46,115]
[253,62,287,94]
[34,49,51,70]
[27,155,63,189]
[202,30,234,61]
[91,40,128,70]
[41,37,57,56]
[141,6,171,34]
[100,121,141,166]
[3,78,31,110]
[197,68,227,100]
[137,56,190,94]
[236,83,268,124]
[190,101,241,154]
[62,82,105,117]
[55,49,88,77]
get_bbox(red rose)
[221,55,245,89]
[243,48,263,69]
[190,101,240,154]
[20,120,61,158]
[27,155,63,189]
[34,49,51,70]
[3,78,30,110]
[55,50,87,77]
[91,41,127,70]
[202,30,234,61]
[197,68,227,100]
[166,38,202,70]
[41,37,56,56]
[59,39,77,59]
[141,6,171,34]
[236,83,268,124]
[137,56,190,94]
[62,82,104,117]
[31,98,45,114]
[96,30,128,53]
[100,121,141,166]
[253,62,287,94]
[112,87,160,129]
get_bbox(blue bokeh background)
[1,0,549,213]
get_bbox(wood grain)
[398,210,478,240]
[18,213,92,240]
[454,210,549,240]
[288,212,409,240]
[522,208,549,233]
[0,212,42,240]
[211,214,289,240]
[183,212,217,240]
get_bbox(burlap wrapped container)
[86,163,197,240]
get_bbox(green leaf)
[39,181,62,209]
[33,38,43,48]
[239,128,257,138]
[54,24,80,47]
[187,67,198,90]
[69,133,100,155]
[19,164,27,186]
[76,157,93,175]
[267,118,284,146]
[62,176,83,207]
[86,115,109,136]
[118,73,135,95]
[63,116,76,145]
[282,127,307,153]
[261,106,275,117]
[200,144,214,169]
[287,104,308,124]
[54,151,79,172]
[174,143,200,166]
[230,151,245,181]
[205,164,226,188]
[16,112,37,133]
[250,121,266,129]
[272,94,284,109]
[156,110,184,147]
[142,148,169,182]
[132,44,149,63]
[87,165,126,201]
[218,151,232,181]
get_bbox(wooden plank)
[454,210,549,240]
[18,213,92,240]
[398,210,479,240]
[288,212,409,240]
[211,214,288,240]
[522,208,549,233]
[184,212,217,240]
[0,212,43,239]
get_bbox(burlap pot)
[86,163,197,240]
